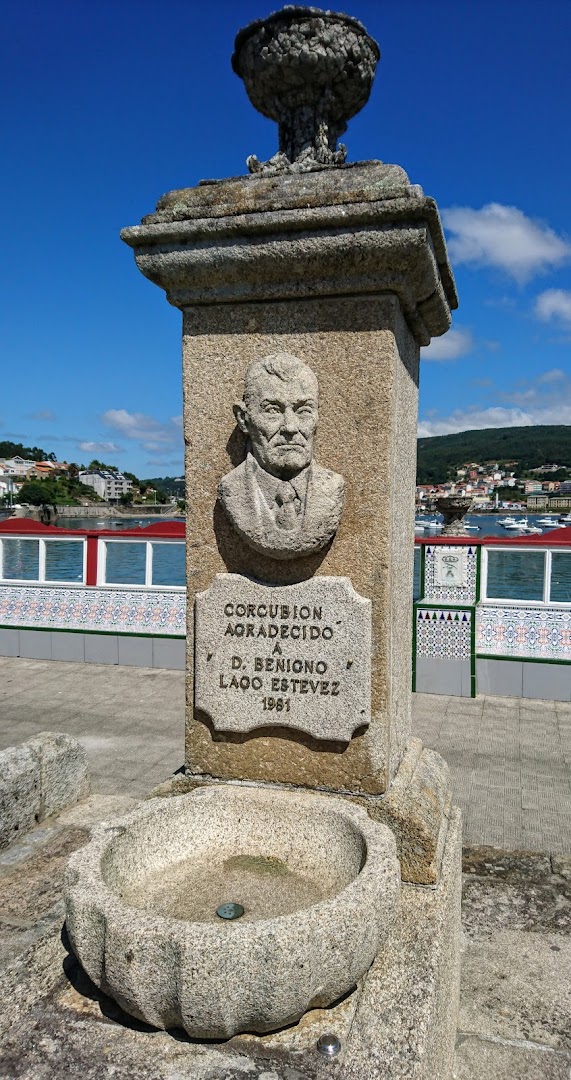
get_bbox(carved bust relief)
[218,353,344,560]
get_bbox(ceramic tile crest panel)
[422,545,477,604]
[416,608,472,659]
[0,585,185,637]
[476,605,571,660]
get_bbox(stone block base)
[0,732,89,850]
[341,805,461,1079]
[351,737,452,885]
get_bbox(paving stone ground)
[1,656,571,853]
[0,656,185,800]
[413,692,571,854]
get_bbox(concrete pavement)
[1,656,571,853]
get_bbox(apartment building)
[78,470,133,502]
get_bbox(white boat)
[559,513,571,524]
[424,519,443,529]
[497,516,515,525]
[522,525,543,534]
[502,518,527,530]
[463,523,480,530]
[536,517,558,526]
[414,523,425,533]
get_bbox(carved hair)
[242,353,318,406]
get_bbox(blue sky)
[1,0,570,475]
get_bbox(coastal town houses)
[416,458,571,511]
[0,463,17,500]
[26,461,70,479]
[0,458,71,499]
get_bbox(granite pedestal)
[109,7,464,1072]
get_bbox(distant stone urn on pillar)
[232,6,380,175]
[434,496,474,537]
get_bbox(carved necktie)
[274,481,301,530]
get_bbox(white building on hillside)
[79,470,133,502]
[0,463,12,498]
[1,456,37,476]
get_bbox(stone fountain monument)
[65,8,461,1077]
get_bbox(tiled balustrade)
[0,519,186,668]
[414,528,571,700]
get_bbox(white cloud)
[419,407,533,437]
[28,409,56,421]
[421,327,474,362]
[78,441,122,454]
[505,388,538,406]
[534,289,571,327]
[419,371,571,436]
[484,295,517,310]
[442,203,571,283]
[143,457,183,469]
[102,409,182,453]
[418,403,571,437]
[537,368,567,383]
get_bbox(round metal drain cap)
[216,902,245,920]
[317,1033,341,1058]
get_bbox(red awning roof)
[0,518,186,538]
[416,526,571,547]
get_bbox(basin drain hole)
[216,902,245,920]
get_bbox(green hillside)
[416,425,571,485]
[145,475,185,497]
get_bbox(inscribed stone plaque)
[434,548,468,588]
[195,574,371,742]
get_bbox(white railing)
[0,533,186,591]
[96,538,185,590]
[481,546,571,606]
[0,536,86,586]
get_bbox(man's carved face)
[235,368,318,480]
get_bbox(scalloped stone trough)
[64,785,400,1038]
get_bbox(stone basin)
[64,785,400,1038]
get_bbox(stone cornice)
[121,165,457,345]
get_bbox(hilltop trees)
[417,425,571,485]
[0,441,47,462]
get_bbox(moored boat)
[502,517,528,530]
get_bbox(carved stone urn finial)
[232,5,380,176]
[434,496,474,537]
